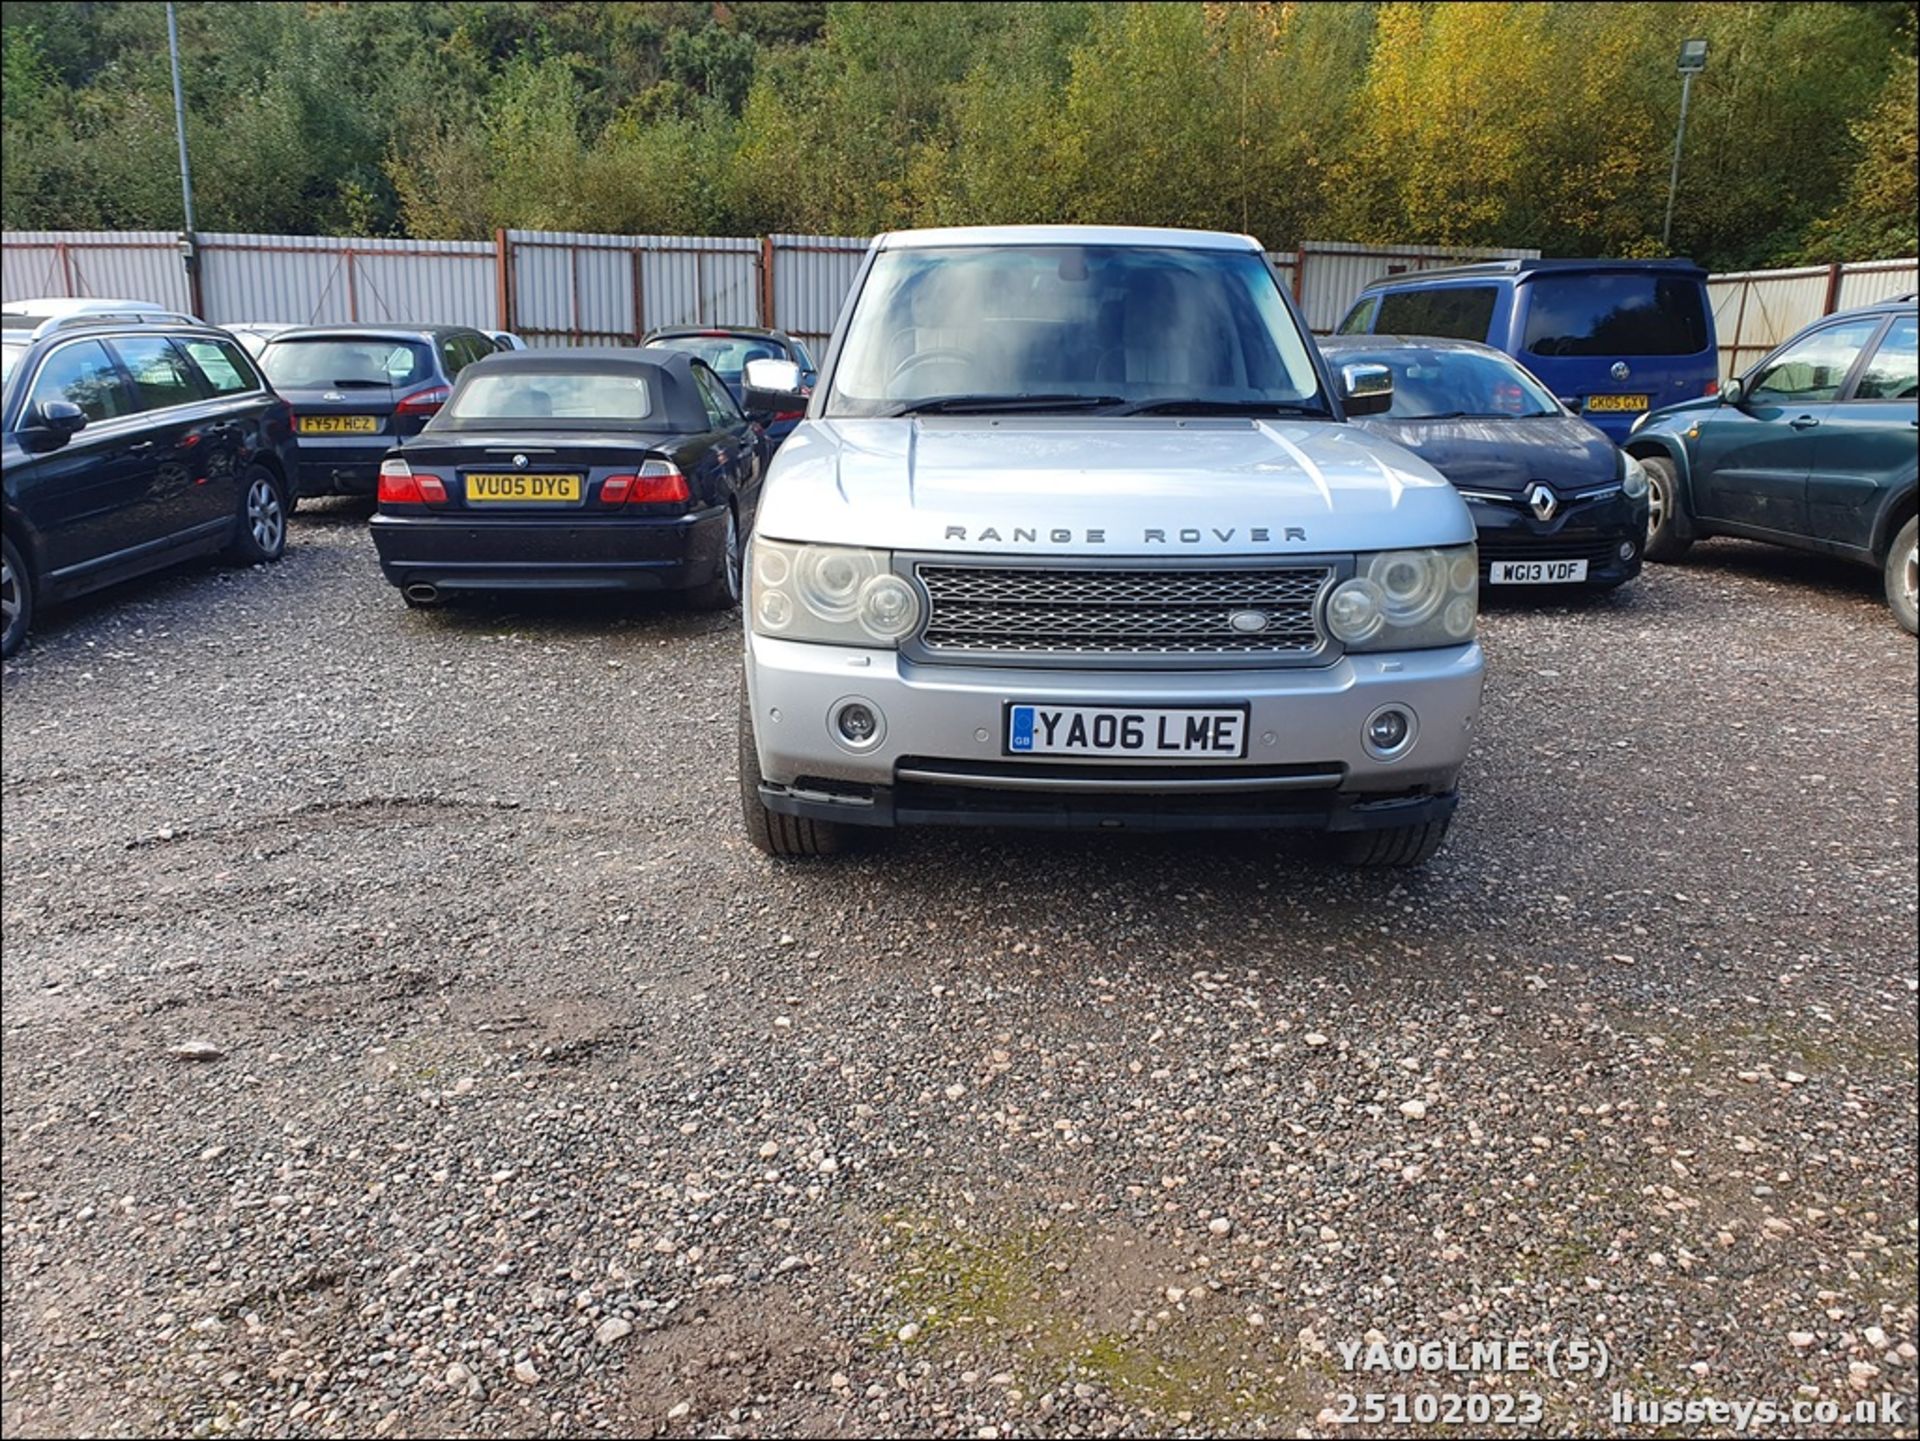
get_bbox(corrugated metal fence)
[1,230,192,314]
[6,229,1912,371]
[197,233,496,329]
[1708,258,1919,385]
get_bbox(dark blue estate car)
[1336,259,1719,444]
[1322,335,1649,592]
[1626,293,1918,633]
[2,306,296,657]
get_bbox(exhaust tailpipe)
[404,583,441,606]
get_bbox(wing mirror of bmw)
[1340,362,1395,417]
[742,356,805,418]
[23,399,88,451]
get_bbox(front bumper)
[370,506,727,593]
[1468,488,1648,587]
[746,635,1484,833]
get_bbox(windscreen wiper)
[1111,398,1327,417]
[884,394,1125,416]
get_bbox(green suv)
[1626,294,1918,633]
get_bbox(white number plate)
[1489,559,1588,585]
[1006,703,1248,759]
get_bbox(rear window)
[441,371,655,425]
[645,335,786,379]
[1522,274,1709,357]
[1373,287,1499,342]
[260,338,431,389]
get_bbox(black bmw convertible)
[368,348,768,609]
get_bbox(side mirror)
[1721,377,1745,407]
[22,399,87,451]
[742,357,806,419]
[1339,362,1394,418]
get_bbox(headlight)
[1326,544,1477,651]
[1628,411,1651,436]
[1620,452,1650,500]
[750,538,921,646]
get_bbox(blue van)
[1334,259,1718,442]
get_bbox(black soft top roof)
[434,347,713,433]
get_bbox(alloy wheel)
[724,510,742,604]
[1647,471,1668,536]
[249,477,285,555]
[1,553,17,636]
[1906,542,1918,612]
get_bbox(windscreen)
[440,371,655,425]
[825,245,1324,416]
[1,342,26,388]
[1334,347,1560,420]
[260,338,430,388]
[1523,274,1709,357]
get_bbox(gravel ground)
[3,502,1915,1440]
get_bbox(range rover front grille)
[912,561,1335,665]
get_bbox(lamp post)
[165,2,203,315]
[1663,37,1708,251]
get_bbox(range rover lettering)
[736,226,1488,868]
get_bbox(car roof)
[876,224,1264,253]
[438,347,712,432]
[1359,257,1708,290]
[1319,334,1513,357]
[1835,292,1918,318]
[262,324,484,343]
[465,346,700,373]
[1,315,235,344]
[1,296,183,319]
[645,325,789,343]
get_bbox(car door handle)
[125,440,157,451]
[1789,415,1820,430]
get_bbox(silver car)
[736,226,1485,867]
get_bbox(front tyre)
[738,681,848,857]
[1334,818,1451,868]
[226,466,288,564]
[1886,516,1918,636]
[1640,455,1693,562]
[2,534,32,658]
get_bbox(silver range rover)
[735,226,1485,867]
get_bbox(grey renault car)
[733,226,1488,867]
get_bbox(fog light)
[830,697,885,750]
[1363,705,1417,759]
[1618,539,1636,561]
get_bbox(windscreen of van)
[1523,274,1709,357]
[1373,287,1498,342]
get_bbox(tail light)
[395,384,451,417]
[772,407,805,423]
[600,460,690,507]
[1703,379,1719,396]
[377,457,447,505]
